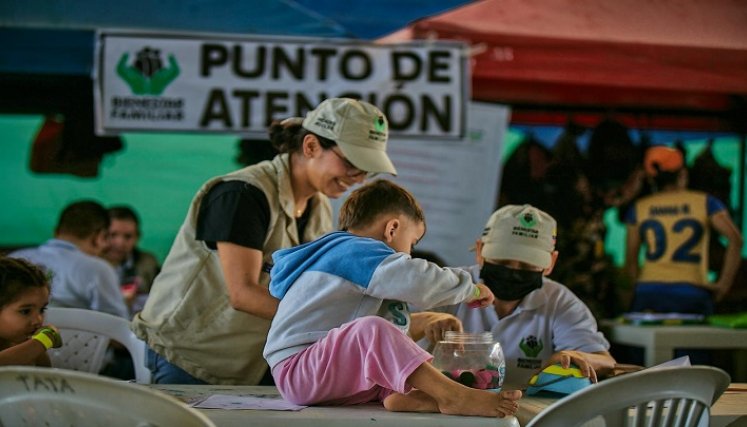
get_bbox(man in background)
[103,205,160,317]
[10,200,128,318]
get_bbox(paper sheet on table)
[192,394,307,411]
[646,356,691,371]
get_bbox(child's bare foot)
[401,362,520,418]
[438,388,522,418]
[383,390,439,413]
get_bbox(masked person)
[412,205,615,389]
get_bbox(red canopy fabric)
[381,0,747,130]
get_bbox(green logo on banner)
[116,47,180,95]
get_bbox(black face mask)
[480,263,543,301]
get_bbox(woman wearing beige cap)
[132,98,397,386]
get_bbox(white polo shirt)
[422,266,610,389]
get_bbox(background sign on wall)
[94,30,468,138]
[331,102,509,267]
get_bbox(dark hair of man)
[55,200,110,239]
[108,205,140,233]
[268,120,336,153]
[338,179,425,232]
[0,256,50,308]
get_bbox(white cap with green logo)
[302,98,397,176]
[480,204,557,269]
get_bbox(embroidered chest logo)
[519,335,543,358]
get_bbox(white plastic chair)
[0,366,215,426]
[525,365,730,427]
[45,307,151,384]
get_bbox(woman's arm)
[217,242,279,320]
[710,210,744,301]
[624,224,641,285]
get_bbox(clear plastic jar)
[431,331,505,390]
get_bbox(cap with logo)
[525,364,592,396]
[480,204,557,269]
[302,98,397,175]
[644,146,684,177]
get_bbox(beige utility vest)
[131,154,332,384]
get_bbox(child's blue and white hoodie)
[263,231,478,369]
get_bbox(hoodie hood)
[270,231,394,299]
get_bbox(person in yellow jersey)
[624,146,743,316]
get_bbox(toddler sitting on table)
[263,180,521,418]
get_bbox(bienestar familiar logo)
[117,46,180,95]
[110,46,185,122]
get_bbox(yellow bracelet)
[32,331,54,350]
[473,285,481,299]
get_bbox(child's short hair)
[338,179,425,231]
[0,257,50,308]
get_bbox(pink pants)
[272,316,433,406]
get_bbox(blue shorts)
[631,283,714,315]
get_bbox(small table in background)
[601,320,747,367]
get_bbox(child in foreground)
[0,257,63,366]
[263,180,521,418]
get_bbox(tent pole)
[740,133,746,230]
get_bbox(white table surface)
[601,320,747,366]
[148,384,520,427]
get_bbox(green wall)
[0,115,239,261]
[2,116,744,265]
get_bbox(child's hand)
[423,313,463,344]
[467,283,494,308]
[121,283,138,304]
[32,325,63,349]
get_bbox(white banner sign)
[94,30,468,138]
